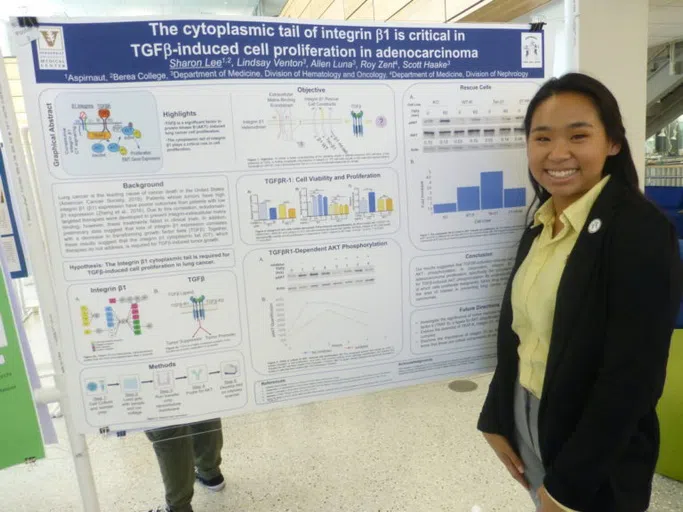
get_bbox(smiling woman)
[478,73,682,512]
[526,91,621,228]
[523,73,640,224]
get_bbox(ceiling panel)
[649,2,683,47]
[3,0,683,47]
[0,0,287,18]
[650,0,683,6]
[456,0,553,22]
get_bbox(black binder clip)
[530,21,546,32]
[17,17,39,28]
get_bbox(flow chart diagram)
[80,353,247,428]
[47,90,163,176]
[84,360,241,396]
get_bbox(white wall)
[575,0,648,180]
[0,20,13,57]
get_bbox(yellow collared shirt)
[511,175,610,400]
[511,177,610,512]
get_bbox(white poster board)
[12,16,547,434]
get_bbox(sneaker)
[195,471,226,492]
[148,506,193,512]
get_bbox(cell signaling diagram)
[77,107,142,158]
[49,90,163,176]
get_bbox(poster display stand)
[0,42,101,512]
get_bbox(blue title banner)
[31,19,544,83]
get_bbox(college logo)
[36,26,68,70]
[38,26,64,50]
[39,30,60,48]
[521,32,543,68]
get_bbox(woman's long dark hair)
[524,73,640,220]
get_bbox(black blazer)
[477,178,682,512]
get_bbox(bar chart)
[298,188,395,218]
[433,171,526,214]
[299,189,351,218]
[250,194,297,222]
[402,82,533,250]
[354,189,394,215]
[237,170,401,244]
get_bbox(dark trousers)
[146,419,223,512]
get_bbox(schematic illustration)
[80,352,248,427]
[83,359,242,397]
[231,85,397,169]
[80,295,152,337]
[45,90,163,176]
[350,110,364,137]
[77,107,142,157]
[244,241,403,375]
[270,106,372,145]
[68,272,242,364]
[189,295,211,337]
[236,169,401,244]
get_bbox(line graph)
[270,298,374,352]
[245,242,404,374]
[282,301,369,350]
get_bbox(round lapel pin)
[588,218,602,234]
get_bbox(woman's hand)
[482,432,529,489]
[537,485,568,511]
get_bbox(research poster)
[0,248,45,469]
[0,147,28,278]
[13,16,546,434]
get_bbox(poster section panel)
[0,251,45,469]
[15,17,545,433]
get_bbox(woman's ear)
[608,142,621,156]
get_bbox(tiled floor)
[3,314,682,511]
[2,372,683,512]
